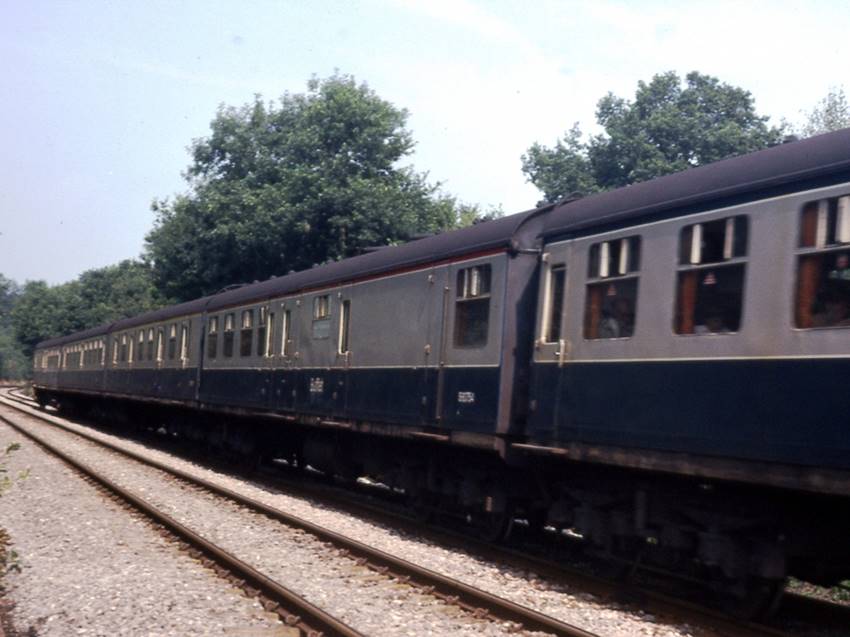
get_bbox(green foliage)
[0,275,27,379]
[799,87,850,138]
[0,442,24,497]
[8,260,164,358]
[146,73,477,302]
[523,71,784,203]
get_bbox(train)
[32,127,850,610]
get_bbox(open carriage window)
[454,264,491,348]
[543,263,566,343]
[675,216,748,335]
[584,236,641,339]
[223,313,235,357]
[795,195,850,329]
[240,309,254,357]
[207,316,218,359]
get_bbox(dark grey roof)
[37,206,545,349]
[37,324,114,349]
[543,127,850,238]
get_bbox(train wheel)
[723,577,785,619]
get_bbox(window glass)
[180,324,189,361]
[454,264,491,347]
[137,330,145,362]
[223,313,235,357]
[257,307,267,357]
[543,264,566,343]
[168,324,177,360]
[795,195,850,328]
[338,300,351,354]
[147,329,154,361]
[584,237,641,339]
[240,309,254,356]
[312,295,331,338]
[264,312,274,357]
[120,335,128,362]
[282,309,292,356]
[207,316,218,359]
[313,295,330,319]
[156,329,164,362]
[675,216,748,334]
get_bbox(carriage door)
[275,298,301,411]
[332,288,352,416]
[535,245,571,365]
[531,244,571,440]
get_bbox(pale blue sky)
[1,0,847,284]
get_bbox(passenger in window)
[599,297,634,338]
[694,305,731,334]
[812,289,850,327]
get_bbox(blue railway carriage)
[33,206,549,515]
[520,129,850,596]
[31,128,850,604]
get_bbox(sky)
[1,0,848,285]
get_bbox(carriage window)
[137,330,145,362]
[543,264,566,343]
[282,309,292,356]
[675,216,748,334]
[120,335,128,362]
[263,311,275,357]
[180,324,189,361]
[223,313,235,357]
[314,295,330,319]
[156,329,165,362]
[207,316,218,359]
[312,295,331,339]
[584,237,641,339]
[257,308,267,357]
[146,329,154,361]
[128,336,134,364]
[795,195,850,328]
[168,324,177,360]
[240,309,254,357]
[338,300,351,354]
[454,264,491,347]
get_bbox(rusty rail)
[0,394,599,637]
[0,405,362,637]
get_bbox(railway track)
[3,389,847,636]
[0,399,361,637]
[0,392,598,637]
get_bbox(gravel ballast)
[0,406,542,637]
[3,399,702,636]
[0,418,285,637]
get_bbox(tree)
[0,275,28,379]
[146,73,475,302]
[9,260,163,359]
[799,87,850,138]
[522,71,784,203]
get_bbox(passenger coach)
[33,128,850,605]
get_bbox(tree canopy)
[799,86,850,138]
[8,260,163,359]
[146,73,478,302]
[522,71,784,203]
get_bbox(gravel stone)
[0,406,539,637]
[4,400,706,636]
[0,416,284,637]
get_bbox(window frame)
[793,195,850,330]
[583,236,641,341]
[453,264,492,349]
[673,215,749,336]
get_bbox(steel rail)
[0,405,363,637]
[0,394,598,637]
